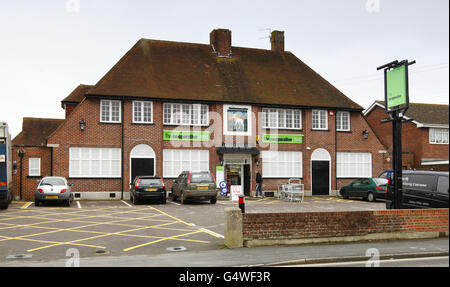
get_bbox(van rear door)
[434,175,449,208]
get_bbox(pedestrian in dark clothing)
[255,171,263,198]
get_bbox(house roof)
[365,101,449,127]
[86,39,363,110]
[61,84,94,105]
[12,118,64,147]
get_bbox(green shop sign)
[386,64,408,110]
[163,130,210,141]
[261,134,304,144]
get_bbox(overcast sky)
[0,0,448,138]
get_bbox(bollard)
[238,194,245,213]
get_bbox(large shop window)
[163,103,208,126]
[261,151,302,178]
[261,108,302,130]
[28,158,41,176]
[69,148,121,178]
[337,152,372,178]
[163,149,209,178]
[336,111,350,131]
[100,100,121,123]
[133,101,153,123]
[312,110,328,130]
[429,128,449,144]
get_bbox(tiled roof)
[12,118,64,147]
[375,101,449,125]
[61,84,94,104]
[87,39,363,110]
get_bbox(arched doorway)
[310,148,331,195]
[130,144,156,183]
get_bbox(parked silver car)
[35,177,73,207]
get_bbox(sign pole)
[377,59,415,209]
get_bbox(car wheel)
[341,190,349,199]
[180,192,185,204]
[367,192,375,202]
[34,200,40,207]
[210,197,217,204]
[161,198,167,204]
[0,202,8,210]
[65,199,71,207]
[132,194,138,205]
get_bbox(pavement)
[1,237,448,267]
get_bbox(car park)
[386,170,449,209]
[171,171,217,204]
[35,176,73,206]
[130,176,167,204]
[339,177,388,202]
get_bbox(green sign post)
[386,64,408,111]
[377,59,416,210]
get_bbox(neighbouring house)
[13,29,389,201]
[364,101,449,171]
[12,118,64,200]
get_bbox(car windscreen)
[373,178,388,186]
[190,173,213,183]
[138,179,162,186]
[40,178,66,186]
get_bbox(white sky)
[0,0,448,138]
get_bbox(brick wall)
[11,146,52,200]
[242,209,449,243]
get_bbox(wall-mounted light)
[254,158,259,167]
[219,156,223,166]
[79,119,86,131]
[362,129,369,140]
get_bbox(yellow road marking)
[0,234,106,250]
[147,205,191,226]
[123,230,203,252]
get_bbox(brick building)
[364,101,449,171]
[13,29,389,201]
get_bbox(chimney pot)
[210,29,232,58]
[271,30,285,52]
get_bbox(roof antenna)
[258,28,272,40]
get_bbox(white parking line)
[200,227,224,238]
[168,200,181,206]
[76,201,82,209]
[121,200,132,207]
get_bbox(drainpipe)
[121,97,125,200]
[335,112,338,193]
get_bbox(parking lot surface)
[0,196,385,263]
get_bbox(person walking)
[255,170,263,198]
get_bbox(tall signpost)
[377,59,416,209]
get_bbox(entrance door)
[312,161,329,195]
[131,158,154,183]
[243,164,250,196]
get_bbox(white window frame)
[262,108,302,130]
[69,147,121,178]
[336,152,372,178]
[336,111,350,131]
[132,101,153,124]
[223,104,252,136]
[261,151,302,178]
[163,149,209,178]
[28,158,41,176]
[312,110,328,130]
[163,103,209,126]
[100,100,121,123]
[429,128,449,144]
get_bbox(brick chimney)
[210,29,232,58]
[271,30,285,52]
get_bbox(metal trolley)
[277,178,304,202]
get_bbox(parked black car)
[130,176,166,204]
[386,170,449,209]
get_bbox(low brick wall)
[242,209,449,247]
